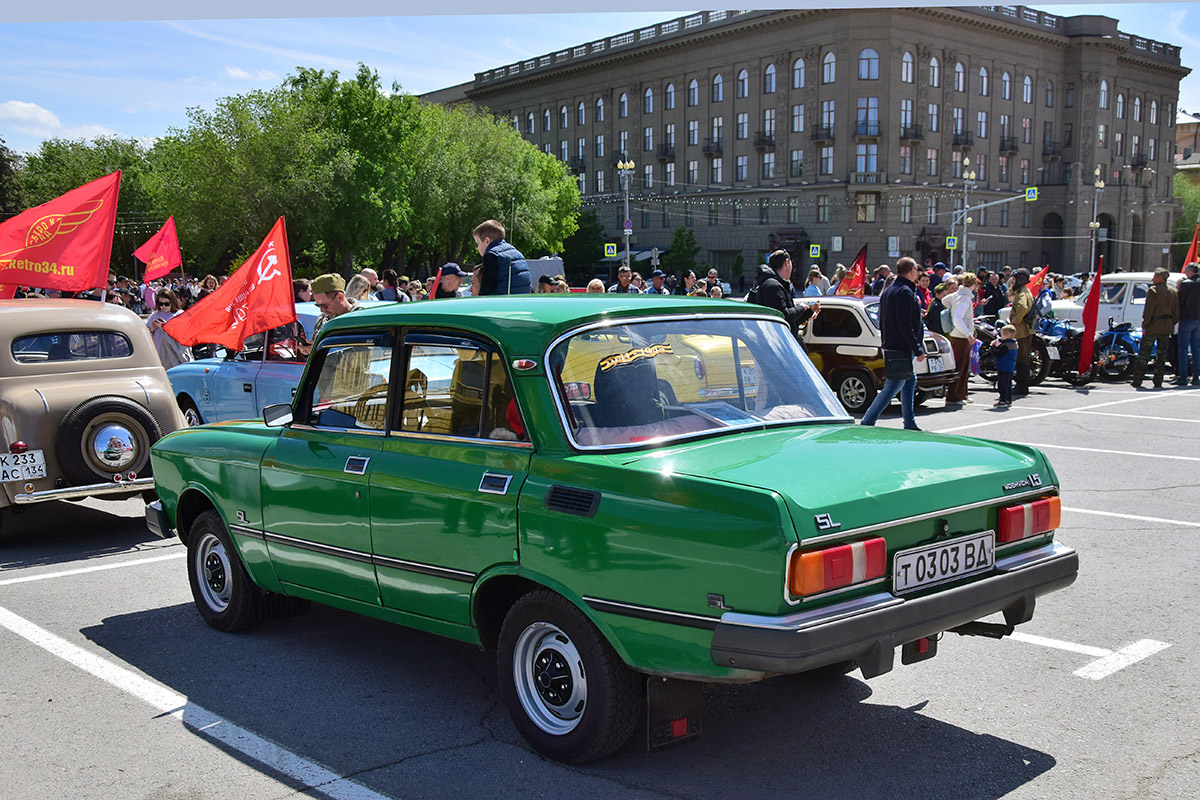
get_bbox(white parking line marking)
[1075,640,1173,680]
[0,606,393,800]
[933,393,1181,434]
[1013,406,1200,424]
[0,552,186,587]
[1006,442,1200,463]
[1061,507,1200,528]
[1008,631,1171,679]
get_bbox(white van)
[1048,271,1183,330]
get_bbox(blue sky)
[2,4,1199,156]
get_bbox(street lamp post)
[1088,164,1106,273]
[617,158,636,270]
[961,157,977,270]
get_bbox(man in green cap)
[311,273,363,339]
[1131,267,1179,388]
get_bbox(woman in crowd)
[804,270,824,297]
[197,274,218,302]
[676,270,696,295]
[293,278,312,303]
[945,272,977,405]
[344,274,372,302]
[586,278,606,293]
[145,289,193,370]
[407,280,426,301]
[377,270,401,301]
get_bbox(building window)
[736,69,749,98]
[820,146,834,175]
[901,51,914,83]
[1149,138,1157,161]
[543,109,551,131]
[1022,117,1031,143]
[643,164,653,189]
[788,196,799,224]
[927,148,939,176]
[1044,80,1053,107]
[642,204,650,228]
[901,99,914,129]
[577,137,585,158]
[560,141,568,161]
[732,199,742,224]
[596,98,605,122]
[665,123,675,147]
[954,62,965,92]
[712,74,724,102]
[793,58,805,89]
[618,93,628,118]
[577,174,585,194]
[900,195,912,223]
[998,155,1009,182]
[560,106,568,128]
[952,149,963,178]
[762,151,775,180]
[1023,205,1030,228]
[856,142,878,172]
[711,158,723,183]
[1132,134,1140,157]
[577,101,587,125]
[1023,75,1032,103]
[929,57,941,88]
[644,87,654,114]
[858,48,879,80]
[763,108,776,136]
[687,160,698,184]
[1100,80,1109,109]
[1064,123,1073,148]
[977,111,988,139]
[643,126,653,151]
[1000,204,1008,227]
[735,154,748,181]
[1098,123,1107,148]
[595,134,605,157]
[665,83,675,110]
[1150,100,1158,124]
[976,154,987,181]
[1117,93,1125,119]
[764,63,776,94]
[684,202,693,226]
[511,115,518,131]
[618,130,629,156]
[662,202,670,228]
[1115,132,1124,156]
[979,67,989,96]
[899,145,912,174]
[791,104,805,133]
[1020,158,1029,184]
[665,162,675,186]
[543,143,551,155]
[687,80,698,107]
[1002,71,1011,100]
[856,192,877,222]
[736,112,748,140]
[817,194,830,222]
[790,149,803,177]
[687,120,698,146]
[711,116,723,142]
[709,202,718,225]
[857,96,879,134]
[927,197,937,224]
[525,112,534,134]
[999,114,1011,139]
[928,103,939,132]
[1043,121,1053,146]
[822,52,836,84]
[1065,83,1075,108]
[821,99,835,129]
[595,171,605,193]
[953,107,964,134]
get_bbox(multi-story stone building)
[429,6,1188,284]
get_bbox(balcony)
[900,124,924,142]
[656,143,676,161]
[702,137,723,157]
[855,121,881,139]
[1130,154,1149,168]
[753,131,776,151]
[1042,140,1062,159]
[952,131,974,149]
[809,124,835,143]
[569,156,587,174]
[850,171,886,184]
[999,135,1020,153]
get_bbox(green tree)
[560,208,606,284]
[660,227,703,279]
[1172,173,1200,265]
[0,137,23,218]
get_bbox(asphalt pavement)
[0,375,1196,800]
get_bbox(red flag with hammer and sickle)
[164,217,296,350]
[0,171,121,297]
[133,215,183,281]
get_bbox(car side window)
[399,343,525,442]
[811,308,863,338]
[12,331,132,363]
[266,323,308,363]
[1129,282,1149,305]
[1099,282,1126,304]
[305,342,393,430]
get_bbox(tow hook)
[950,621,1016,639]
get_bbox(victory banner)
[164,217,296,351]
[0,171,121,296]
[133,215,183,281]
[835,245,868,297]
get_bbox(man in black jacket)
[749,250,819,336]
[979,270,1007,318]
[1175,262,1200,385]
[860,256,927,430]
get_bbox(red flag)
[1077,256,1105,375]
[836,245,868,297]
[0,171,120,293]
[133,215,183,281]
[164,217,296,350]
[1026,265,1051,297]
[1181,210,1199,274]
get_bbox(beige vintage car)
[0,300,184,527]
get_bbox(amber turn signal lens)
[998,495,1060,543]
[789,537,886,598]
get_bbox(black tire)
[497,590,640,763]
[1029,343,1051,386]
[913,389,933,407]
[186,510,263,632]
[1096,341,1136,381]
[834,370,877,415]
[55,396,161,486]
[179,396,205,427]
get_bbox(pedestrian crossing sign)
[946,236,958,250]
[809,244,821,258]
[1025,187,1038,201]
[604,243,617,257]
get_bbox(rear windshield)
[12,332,133,363]
[549,316,848,448]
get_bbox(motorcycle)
[976,316,1051,385]
[1093,319,1140,381]
[1038,321,1093,386]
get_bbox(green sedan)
[147,295,1078,762]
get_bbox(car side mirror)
[263,404,292,427]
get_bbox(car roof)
[318,295,782,353]
[0,298,149,338]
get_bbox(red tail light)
[998,496,1061,543]
[789,537,886,597]
[693,358,706,381]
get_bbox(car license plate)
[740,365,758,389]
[0,449,47,482]
[927,355,944,373]
[1046,346,1060,360]
[893,530,995,595]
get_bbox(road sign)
[809,244,821,258]
[623,218,633,231]
[1026,187,1038,202]
[946,236,958,250]
[604,243,617,257]
[1097,229,1108,243]
[650,247,660,266]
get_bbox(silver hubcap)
[512,622,587,735]
[90,423,138,469]
[184,407,202,426]
[841,377,868,408]
[195,532,232,612]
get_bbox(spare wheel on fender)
[55,396,163,486]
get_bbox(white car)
[1049,271,1183,330]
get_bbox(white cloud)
[0,100,62,137]
[223,65,280,81]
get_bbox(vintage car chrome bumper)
[710,541,1078,678]
[145,500,175,538]
[12,477,156,505]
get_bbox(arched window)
[511,115,518,131]
[1001,71,1011,100]
[687,79,698,107]
[822,52,836,84]
[979,67,989,96]
[735,69,749,98]
[643,87,654,114]
[792,57,805,88]
[1117,93,1125,119]
[764,64,776,94]
[525,112,534,134]
[1150,99,1158,124]
[577,101,586,125]
[858,48,879,80]
[1099,80,1109,109]
[560,105,568,128]
[712,73,724,102]
[1023,75,1032,103]
[595,97,604,122]
[1045,80,1054,107]
[1133,96,1142,121]
[954,62,965,92]
[929,57,940,88]
[901,52,914,83]
[665,83,675,109]
[618,93,628,118]
[542,108,550,131]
